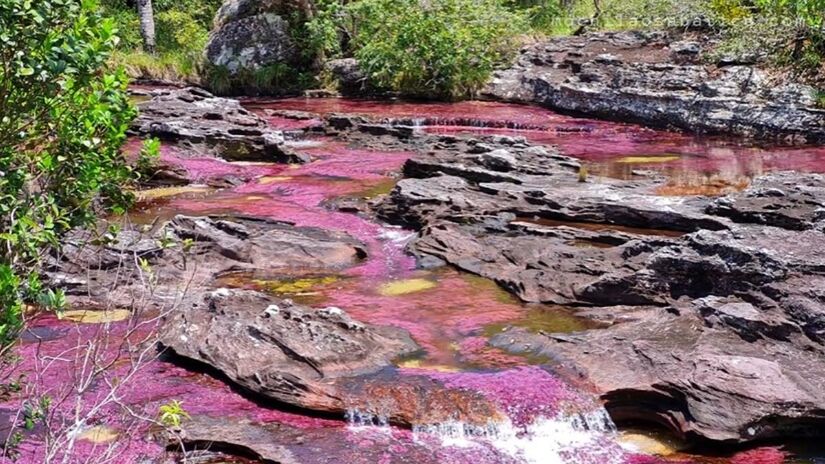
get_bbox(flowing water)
[10,96,825,463]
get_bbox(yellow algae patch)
[258,176,294,185]
[61,309,131,324]
[352,179,398,199]
[378,278,437,296]
[78,426,118,444]
[462,273,518,304]
[396,359,462,372]
[615,156,680,164]
[136,185,211,200]
[617,432,680,456]
[257,276,340,294]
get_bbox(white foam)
[413,409,624,464]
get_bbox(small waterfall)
[410,408,625,464]
[345,409,391,428]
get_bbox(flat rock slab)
[172,415,523,464]
[159,289,504,426]
[160,289,419,415]
[50,215,367,309]
[132,87,306,162]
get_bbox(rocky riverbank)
[484,30,825,144]
[370,121,825,443]
[33,84,825,463]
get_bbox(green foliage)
[100,0,222,83]
[37,289,67,314]
[507,0,565,32]
[814,89,825,108]
[325,0,528,98]
[111,50,202,83]
[0,266,23,351]
[0,0,138,350]
[204,63,317,96]
[22,395,51,430]
[706,0,824,73]
[158,399,190,428]
[753,0,825,29]
[156,10,209,54]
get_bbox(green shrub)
[334,0,527,98]
[156,9,209,54]
[155,0,223,29]
[754,0,825,29]
[507,0,565,32]
[99,0,143,49]
[0,0,140,348]
[111,50,202,83]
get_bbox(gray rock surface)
[159,288,419,415]
[133,87,306,162]
[205,0,296,74]
[369,122,825,443]
[50,215,367,309]
[485,31,825,143]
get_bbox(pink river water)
[7,97,825,464]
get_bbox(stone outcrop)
[205,0,297,74]
[484,31,825,143]
[159,288,420,416]
[132,87,306,162]
[50,213,509,427]
[371,121,825,443]
[49,215,367,309]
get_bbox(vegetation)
[0,0,144,352]
[158,399,190,428]
[101,0,222,82]
[316,0,528,98]
[96,0,823,95]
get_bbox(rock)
[325,58,371,95]
[489,300,825,443]
[484,31,825,144]
[159,288,420,416]
[171,415,506,464]
[160,288,504,426]
[133,87,306,163]
[669,40,701,62]
[707,171,825,230]
[49,215,367,308]
[205,0,296,74]
[371,126,825,443]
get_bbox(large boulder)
[159,289,420,416]
[205,0,297,74]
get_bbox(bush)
[156,9,209,54]
[329,0,528,98]
[100,0,222,83]
[0,0,139,349]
